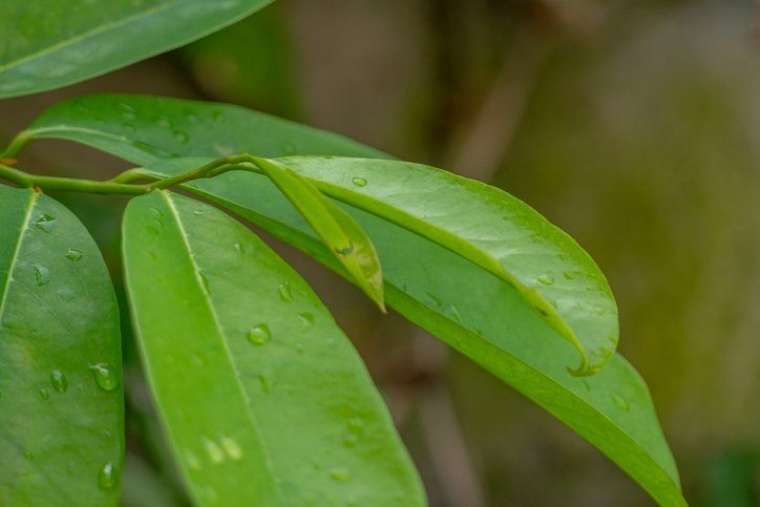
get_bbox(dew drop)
[203,438,225,464]
[98,462,116,490]
[342,434,358,448]
[185,450,202,471]
[329,467,351,481]
[89,363,118,391]
[221,436,243,460]
[50,369,68,393]
[258,374,271,393]
[537,274,555,286]
[34,265,50,286]
[335,243,354,256]
[64,249,83,262]
[563,271,577,280]
[38,387,50,400]
[34,214,56,233]
[298,312,315,327]
[193,209,205,216]
[173,130,189,144]
[247,324,271,345]
[158,117,171,128]
[351,177,367,187]
[612,394,630,411]
[278,283,293,302]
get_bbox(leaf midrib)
[0,190,37,321]
[160,191,282,502]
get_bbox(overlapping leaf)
[17,93,686,505]
[0,1,272,98]
[122,190,424,506]
[0,185,123,505]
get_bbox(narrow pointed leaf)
[251,157,384,310]
[134,169,685,507]
[122,191,425,506]
[19,94,613,373]
[0,1,272,98]
[0,185,123,505]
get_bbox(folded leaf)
[248,157,385,310]
[141,169,686,507]
[122,191,425,506]
[0,1,272,98]
[0,185,124,505]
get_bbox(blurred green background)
[1,0,758,505]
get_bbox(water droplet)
[247,324,271,345]
[233,242,244,254]
[64,249,83,262]
[119,103,136,120]
[185,450,202,471]
[221,437,243,460]
[449,305,463,323]
[335,243,354,256]
[347,416,364,432]
[351,177,367,187]
[34,214,56,233]
[329,467,351,481]
[298,312,314,327]
[258,374,271,393]
[50,369,68,393]
[158,117,171,128]
[192,209,205,216]
[148,208,162,219]
[173,130,189,144]
[203,438,225,464]
[537,274,554,285]
[89,363,118,391]
[34,265,50,286]
[98,462,116,490]
[38,387,50,400]
[612,394,630,411]
[278,283,293,302]
[563,271,577,280]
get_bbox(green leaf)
[0,1,272,98]
[12,94,386,161]
[122,190,425,506]
[0,185,123,505]
[18,94,614,373]
[19,94,684,504]
[249,157,385,310]
[135,168,686,507]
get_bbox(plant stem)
[0,163,150,195]
[1,131,32,159]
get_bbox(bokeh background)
[1,0,758,505]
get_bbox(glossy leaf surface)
[20,94,615,373]
[144,165,685,507]
[122,191,425,506]
[17,94,386,161]
[0,1,272,98]
[0,185,123,505]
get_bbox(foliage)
[0,2,687,506]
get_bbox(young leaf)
[0,185,123,505]
[132,170,686,507]
[0,0,272,98]
[122,191,425,506]
[250,157,385,310]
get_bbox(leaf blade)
[0,185,124,505]
[150,170,686,507]
[0,1,272,97]
[122,190,425,506]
